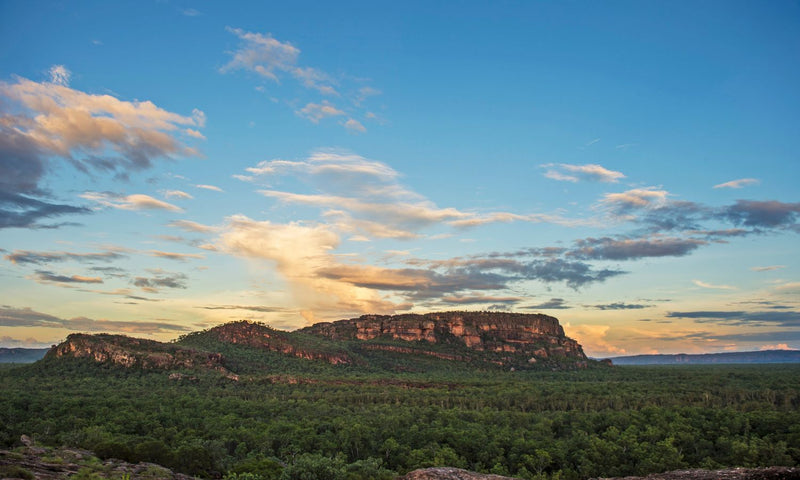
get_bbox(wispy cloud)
[147,250,205,262]
[296,101,345,123]
[0,305,189,333]
[526,298,571,310]
[542,163,625,183]
[163,190,193,200]
[692,279,737,290]
[132,271,188,293]
[571,236,705,260]
[81,192,183,212]
[5,249,126,265]
[590,302,652,310]
[167,219,217,233]
[751,265,785,272]
[32,270,103,285]
[667,310,800,327]
[48,65,71,86]
[195,184,223,192]
[713,178,760,189]
[220,28,380,131]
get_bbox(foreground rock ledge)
[590,467,800,480]
[399,467,520,479]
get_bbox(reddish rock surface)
[591,467,800,480]
[399,467,521,479]
[303,311,587,363]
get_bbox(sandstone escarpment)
[303,311,587,364]
[204,321,352,365]
[46,333,238,379]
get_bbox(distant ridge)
[607,349,800,365]
[0,347,49,363]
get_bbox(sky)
[1,0,799,357]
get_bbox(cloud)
[32,270,103,285]
[344,118,366,133]
[48,65,71,86]
[164,190,193,200]
[714,178,760,189]
[0,73,203,178]
[666,310,800,327]
[439,295,521,306]
[132,272,188,292]
[720,200,800,229]
[195,184,223,192]
[296,101,345,123]
[563,323,626,356]
[81,192,183,212]
[692,279,737,290]
[197,305,289,313]
[167,219,217,233]
[542,163,625,183]
[590,302,652,310]
[570,236,706,260]
[0,71,201,228]
[219,214,398,316]
[221,27,336,95]
[751,265,785,272]
[600,187,670,214]
[5,249,126,265]
[148,250,205,262]
[526,298,571,310]
[0,305,189,333]
[181,8,202,16]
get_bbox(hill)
[44,312,598,376]
[0,347,49,363]
[608,350,800,365]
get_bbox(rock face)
[590,467,800,480]
[46,333,238,379]
[202,321,353,365]
[303,311,587,364]
[400,467,521,479]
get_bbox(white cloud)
[195,184,223,192]
[163,190,193,200]
[714,178,760,189]
[693,279,737,290]
[296,101,345,123]
[218,215,400,317]
[81,192,183,212]
[751,265,785,272]
[543,163,625,183]
[0,75,204,177]
[344,118,367,133]
[167,219,217,233]
[221,27,337,95]
[48,65,71,86]
[601,187,670,211]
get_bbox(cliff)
[46,333,239,379]
[190,320,353,365]
[302,311,587,365]
[43,312,593,375]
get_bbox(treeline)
[1,360,798,479]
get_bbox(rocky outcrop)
[46,333,238,379]
[303,311,587,365]
[201,321,353,365]
[0,445,199,480]
[400,467,521,479]
[590,467,800,480]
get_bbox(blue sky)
[1,0,798,356]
